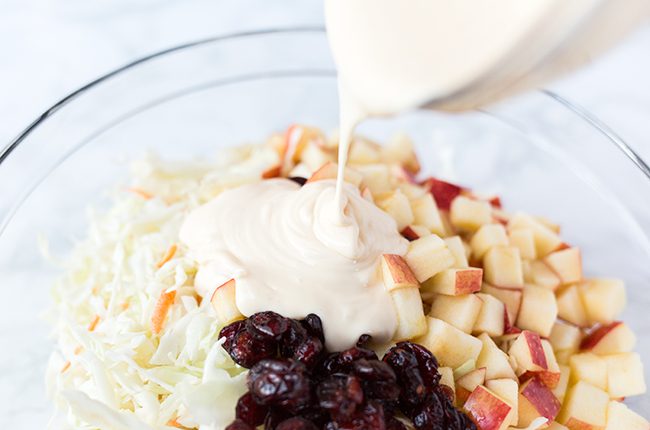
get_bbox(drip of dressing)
[180,179,407,351]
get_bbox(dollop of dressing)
[180,179,407,350]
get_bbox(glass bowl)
[1,28,648,427]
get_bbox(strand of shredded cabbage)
[46,144,281,430]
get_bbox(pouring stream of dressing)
[182,0,649,350]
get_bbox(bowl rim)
[2,26,649,181]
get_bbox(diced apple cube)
[529,260,562,291]
[544,248,582,285]
[605,401,650,430]
[288,162,313,179]
[376,190,414,230]
[354,164,393,195]
[473,293,506,337]
[422,268,483,296]
[411,194,446,236]
[300,142,335,171]
[463,385,513,430]
[551,365,570,402]
[547,423,569,430]
[456,367,487,405]
[429,293,483,333]
[307,161,364,186]
[508,228,537,260]
[569,352,608,391]
[485,379,519,427]
[508,331,548,376]
[381,254,419,291]
[476,333,516,381]
[484,246,524,288]
[508,213,563,257]
[450,196,492,232]
[604,353,646,399]
[557,381,609,430]
[211,279,243,324]
[414,317,482,368]
[380,133,421,174]
[348,137,381,165]
[516,284,557,337]
[471,224,509,260]
[549,321,583,353]
[390,287,428,341]
[404,235,455,282]
[577,279,626,325]
[580,322,636,355]
[445,236,469,268]
[556,285,589,327]
[518,376,562,427]
[398,182,427,200]
[481,284,523,325]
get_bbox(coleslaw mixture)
[46,141,284,430]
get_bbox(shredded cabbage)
[46,146,281,429]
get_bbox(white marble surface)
[1,1,650,428]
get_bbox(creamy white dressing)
[180,179,407,350]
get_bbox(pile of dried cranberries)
[220,311,476,430]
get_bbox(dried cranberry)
[292,336,324,368]
[236,392,268,427]
[248,359,312,413]
[386,416,408,430]
[301,314,325,343]
[336,401,386,430]
[383,345,427,412]
[280,320,309,357]
[317,374,364,421]
[352,359,400,403]
[219,319,246,350]
[401,342,441,387]
[247,311,290,341]
[356,334,372,348]
[411,394,445,429]
[229,329,276,368]
[320,346,378,374]
[226,419,255,430]
[289,177,307,186]
[265,410,289,430]
[276,417,319,430]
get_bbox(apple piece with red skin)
[422,268,483,296]
[557,381,609,430]
[508,331,548,376]
[420,177,464,210]
[518,376,562,427]
[485,379,518,427]
[519,340,561,388]
[550,365,570,403]
[261,164,281,179]
[463,385,513,430]
[580,321,636,354]
[210,279,243,324]
[381,254,419,291]
[456,367,487,405]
